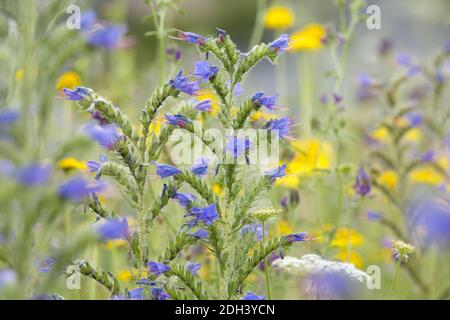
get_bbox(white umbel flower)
[272,254,370,283]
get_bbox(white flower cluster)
[272,254,370,284]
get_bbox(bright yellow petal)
[56,71,81,91]
[264,6,295,30]
[289,23,326,51]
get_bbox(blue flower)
[241,292,265,300]
[194,99,212,112]
[420,150,435,163]
[174,192,196,208]
[165,114,191,128]
[216,28,227,43]
[193,61,219,82]
[15,163,51,186]
[405,112,422,127]
[353,166,371,196]
[97,218,129,241]
[190,158,208,176]
[147,261,170,276]
[186,262,201,275]
[87,25,126,49]
[263,117,291,139]
[284,232,308,243]
[252,92,277,110]
[0,109,19,126]
[175,31,207,45]
[58,176,105,201]
[166,46,182,61]
[233,82,244,97]
[151,162,181,178]
[269,34,289,52]
[170,71,200,95]
[226,136,251,158]
[240,223,265,241]
[0,269,16,289]
[308,271,356,299]
[128,287,144,300]
[264,164,286,181]
[84,124,122,149]
[190,228,209,239]
[80,10,97,31]
[87,154,108,177]
[39,257,56,273]
[63,87,92,101]
[357,72,375,88]
[366,210,382,221]
[151,287,170,300]
[188,204,219,225]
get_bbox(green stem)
[262,221,272,300]
[389,260,401,299]
[300,54,313,136]
[157,9,167,85]
[248,0,267,49]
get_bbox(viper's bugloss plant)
[65,29,308,300]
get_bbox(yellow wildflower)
[264,6,295,30]
[196,89,220,116]
[15,68,25,82]
[117,270,133,282]
[250,111,277,122]
[104,239,127,250]
[275,174,300,188]
[370,127,390,142]
[334,250,364,268]
[403,128,422,143]
[55,70,81,91]
[276,219,293,236]
[331,227,364,248]
[289,138,333,175]
[289,23,326,52]
[58,157,87,172]
[149,114,165,135]
[377,170,398,190]
[409,167,445,185]
[212,183,225,197]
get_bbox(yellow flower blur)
[55,71,81,91]
[334,250,364,268]
[289,24,326,52]
[15,68,25,82]
[377,170,398,190]
[331,227,364,248]
[196,89,220,116]
[263,6,295,30]
[58,157,87,172]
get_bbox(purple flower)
[15,163,51,186]
[252,92,277,110]
[445,39,450,53]
[396,54,421,77]
[240,223,265,241]
[408,195,450,248]
[226,136,251,158]
[147,261,170,276]
[378,38,393,56]
[0,269,16,289]
[264,164,287,181]
[357,73,375,88]
[353,166,371,196]
[87,25,126,49]
[269,34,289,52]
[151,162,181,178]
[39,257,56,273]
[194,100,212,112]
[188,204,219,225]
[193,61,219,82]
[216,28,227,43]
[175,31,207,45]
[97,218,129,241]
[284,232,308,243]
[151,287,170,300]
[366,210,382,221]
[307,271,357,299]
[233,83,244,97]
[190,228,209,239]
[174,192,196,208]
[190,158,208,176]
[186,262,201,275]
[58,176,105,201]
[170,71,200,95]
[166,46,181,61]
[165,114,191,128]
[241,292,265,300]
[0,109,19,126]
[80,10,97,31]
[405,113,422,127]
[420,150,435,163]
[263,117,291,139]
[128,287,144,300]
[87,154,108,176]
[63,87,91,101]
[259,252,278,271]
[84,124,122,149]
[91,111,109,125]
